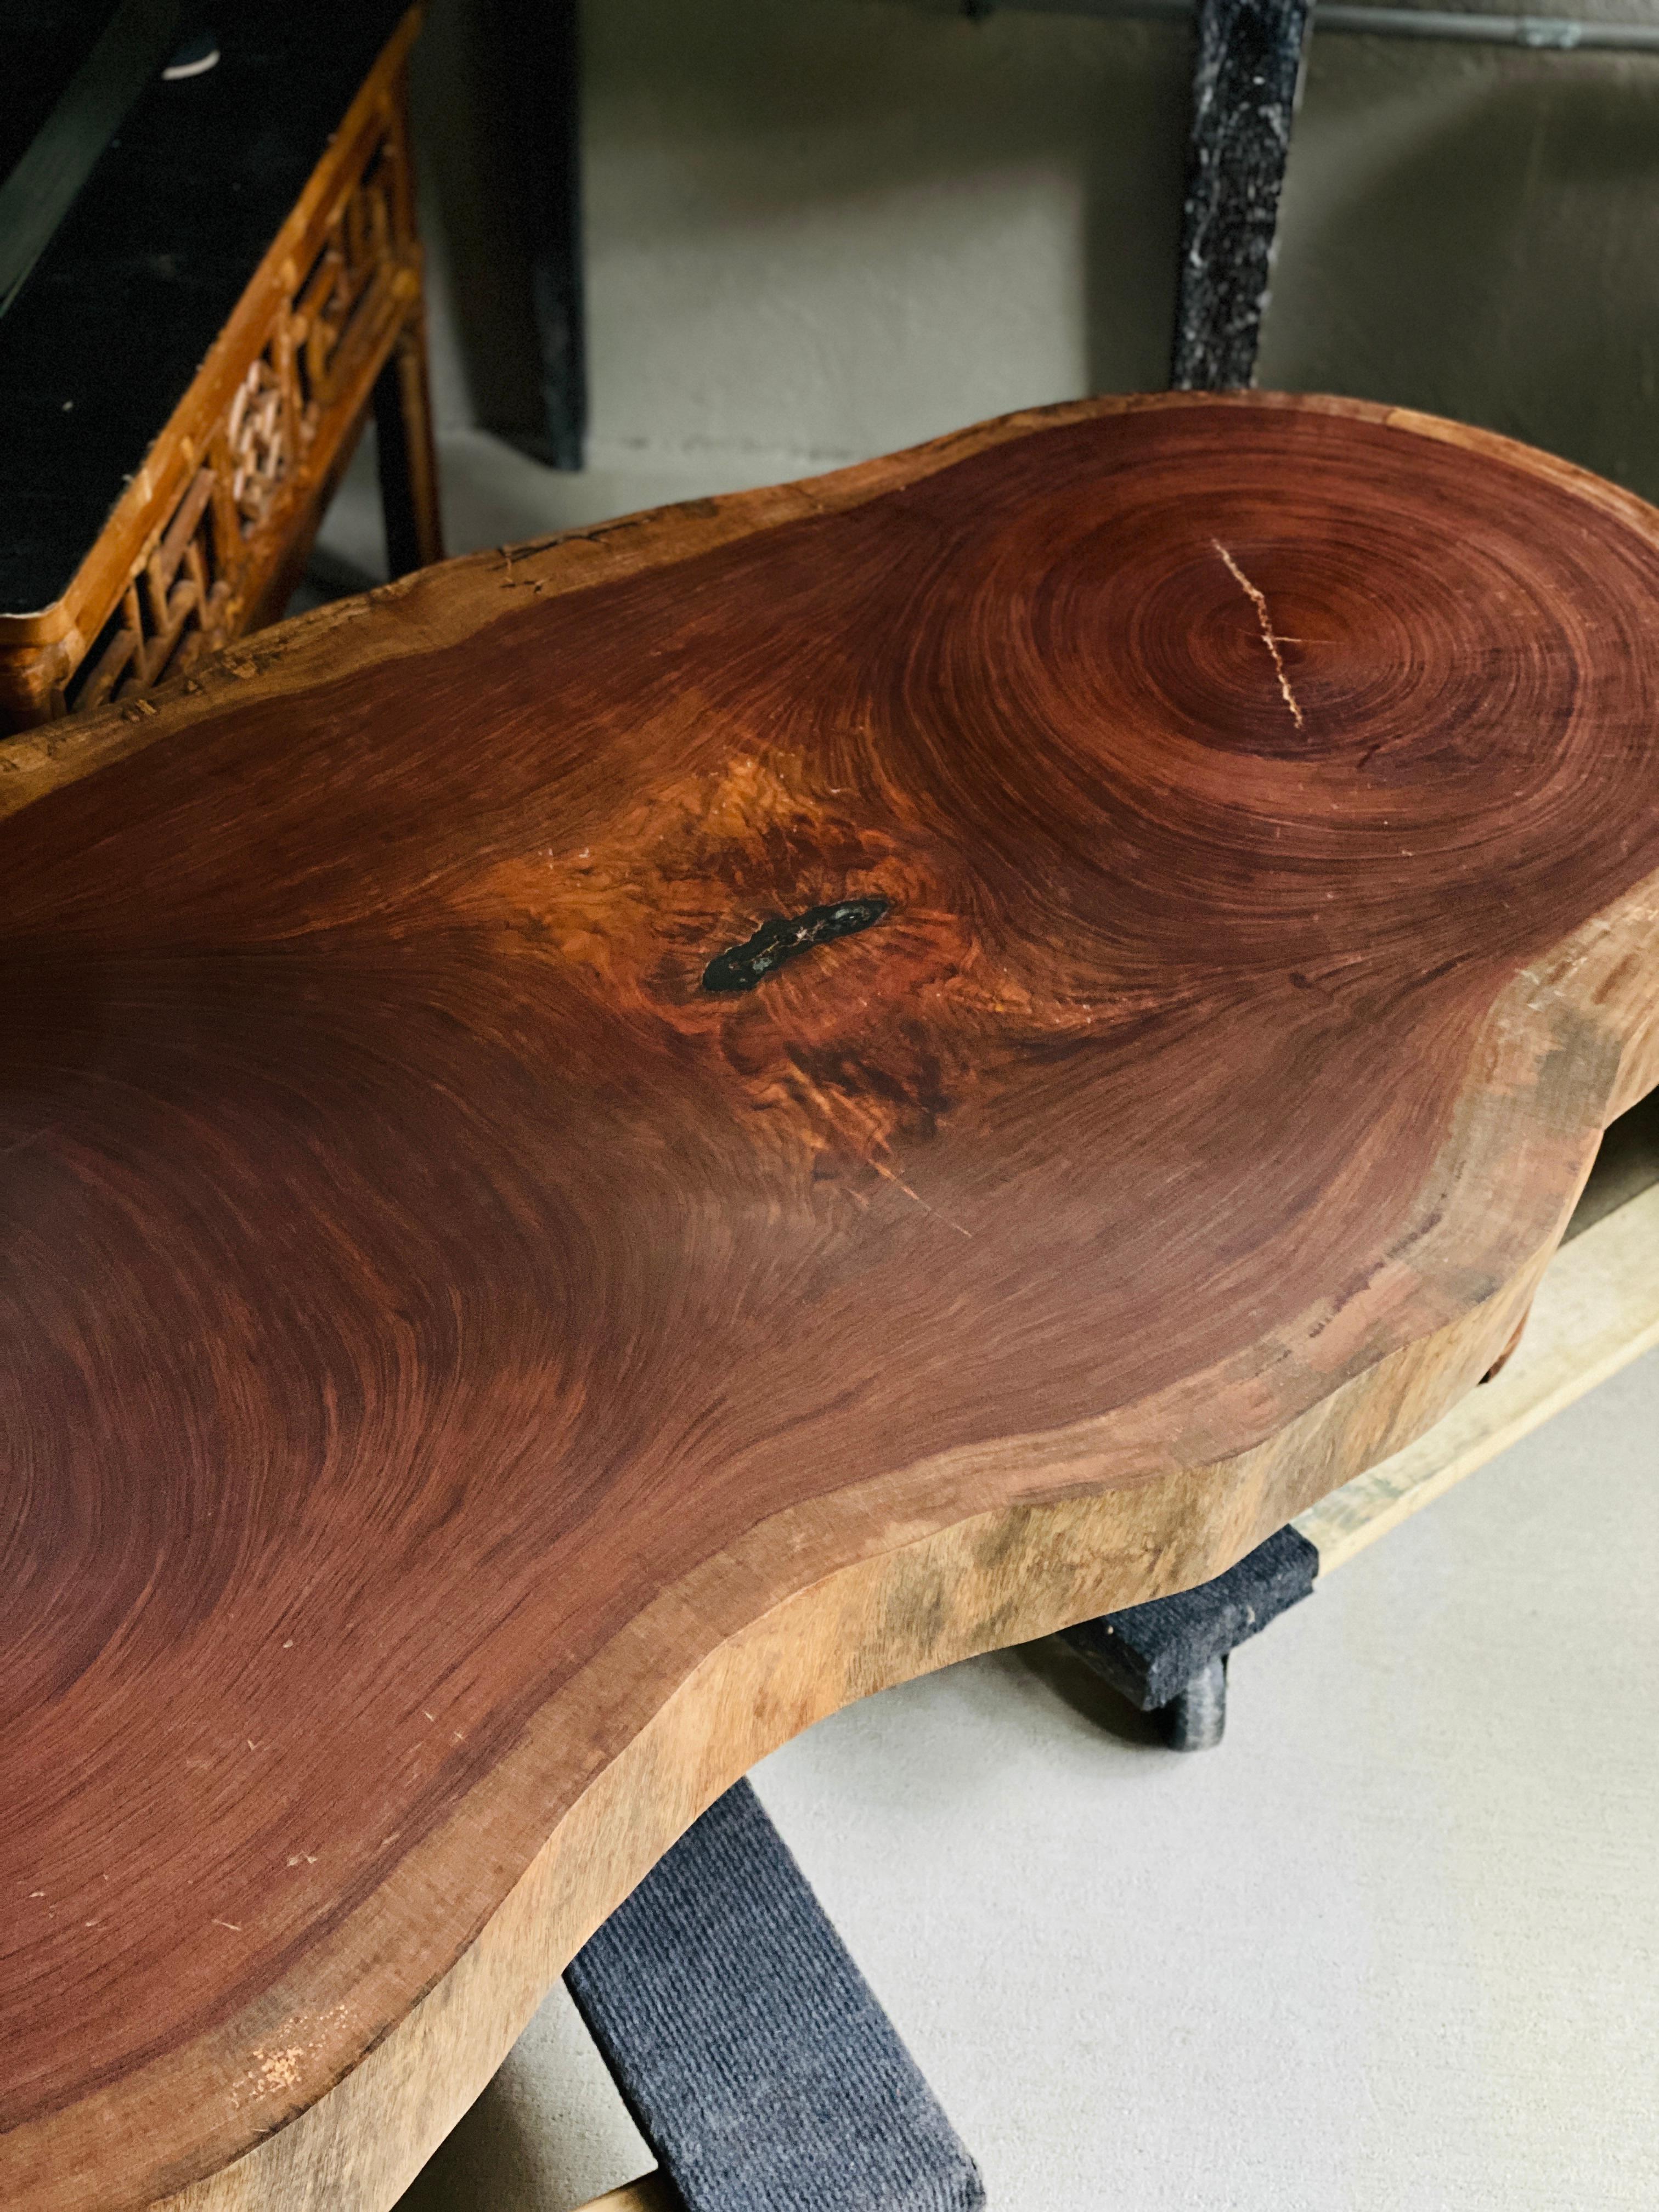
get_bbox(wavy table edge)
[1296,1169,1659,1572]
[5,388,1658,829]
[5,392,1659,2210]
[562,1159,1659,2212]
[8,869,1655,2211]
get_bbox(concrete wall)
[1265,18,1659,496]
[398,0,1659,547]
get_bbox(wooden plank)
[5,392,1659,2212]
[1296,1177,1659,1572]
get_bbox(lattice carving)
[71,466,232,713]
[294,136,403,424]
[69,122,411,716]
[227,350,292,532]
[2,62,432,735]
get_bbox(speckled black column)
[1171,0,1310,391]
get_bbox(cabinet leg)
[374,318,444,578]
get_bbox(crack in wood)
[1213,538,1305,730]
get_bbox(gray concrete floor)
[399,1344,1659,2211]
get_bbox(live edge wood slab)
[5,391,1659,2211]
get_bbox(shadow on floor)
[1007,1634,1165,1748]
[395,2075,548,2212]
[1568,1085,1659,1244]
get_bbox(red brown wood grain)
[4,393,1659,2210]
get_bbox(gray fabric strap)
[566,1779,985,2212]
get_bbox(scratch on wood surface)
[871,1155,972,1238]
[1213,539,1305,730]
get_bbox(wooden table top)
[4,392,1659,2211]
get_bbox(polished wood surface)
[4,392,1659,2211]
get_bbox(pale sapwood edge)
[11,878,1655,2212]
[5,389,1659,830]
[441,1186,1659,2212]
[1296,1171,1659,1573]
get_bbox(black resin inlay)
[701,897,890,995]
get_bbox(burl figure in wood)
[4,394,1658,2211]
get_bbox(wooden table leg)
[374,312,445,577]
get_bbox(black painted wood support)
[1062,1526,1319,1750]
[1170,0,1310,391]
[495,0,587,470]
[373,326,444,577]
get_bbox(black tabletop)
[0,2,410,618]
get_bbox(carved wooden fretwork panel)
[9,82,425,733]
[227,349,292,534]
[295,136,404,425]
[70,466,233,713]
